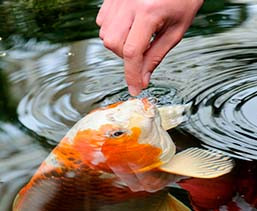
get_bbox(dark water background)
[1,0,257,210]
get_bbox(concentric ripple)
[158,4,257,160]
[13,39,182,144]
[11,3,257,160]
[186,66,257,160]
[18,72,181,144]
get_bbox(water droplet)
[0,52,7,57]
[80,17,85,21]
[66,52,75,57]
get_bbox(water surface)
[1,0,257,210]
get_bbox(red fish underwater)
[13,98,234,211]
[178,160,257,211]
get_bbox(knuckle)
[123,44,138,59]
[151,17,164,31]
[103,37,123,57]
[151,56,162,67]
[99,30,105,40]
[99,34,104,40]
[96,17,102,26]
[141,8,164,30]
[96,11,104,26]
[103,38,117,50]
[141,0,156,13]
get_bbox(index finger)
[123,14,158,96]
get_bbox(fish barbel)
[13,98,234,211]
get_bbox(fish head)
[69,98,176,172]
[66,98,177,191]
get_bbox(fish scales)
[13,98,234,211]
[14,148,169,210]
[14,137,171,211]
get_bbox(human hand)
[96,0,203,96]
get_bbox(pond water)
[0,0,257,210]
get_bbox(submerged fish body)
[179,161,257,211]
[13,98,234,211]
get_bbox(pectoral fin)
[159,148,234,178]
[158,105,189,130]
[158,193,190,211]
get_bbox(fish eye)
[110,130,125,138]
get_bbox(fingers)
[97,1,133,57]
[97,1,186,96]
[141,27,184,88]
[102,11,133,57]
[101,20,132,57]
[123,15,161,96]
[96,0,112,27]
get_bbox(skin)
[96,0,204,96]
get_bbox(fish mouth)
[141,98,155,110]
[138,98,157,118]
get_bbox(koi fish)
[13,98,234,211]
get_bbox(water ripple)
[15,39,182,144]
[11,4,257,160]
[160,5,257,160]
[0,122,47,211]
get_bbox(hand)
[96,0,203,96]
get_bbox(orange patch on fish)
[73,125,163,174]
[102,127,163,173]
[72,125,113,172]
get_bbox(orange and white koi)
[13,98,234,211]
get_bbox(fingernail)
[128,86,141,96]
[142,72,151,89]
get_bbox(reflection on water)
[173,4,257,160]
[0,0,101,42]
[0,122,47,211]
[0,0,257,210]
[16,40,182,143]
[11,3,257,160]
